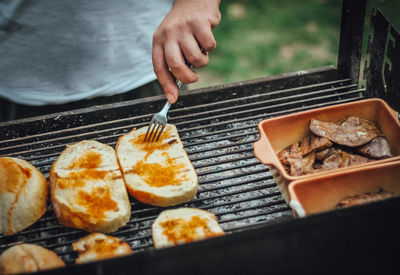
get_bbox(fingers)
[152,0,222,103]
[153,32,210,103]
[209,10,222,29]
[164,41,199,85]
[152,44,178,103]
[191,23,217,52]
[179,35,209,68]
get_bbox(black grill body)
[0,0,399,273]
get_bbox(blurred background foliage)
[189,0,400,89]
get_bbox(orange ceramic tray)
[288,160,400,217]
[253,98,400,203]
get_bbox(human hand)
[152,0,221,103]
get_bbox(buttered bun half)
[0,244,65,274]
[50,140,131,233]
[116,124,198,207]
[0,157,48,236]
[73,233,132,264]
[152,208,225,249]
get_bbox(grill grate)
[0,70,364,265]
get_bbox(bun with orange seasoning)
[116,124,198,207]
[152,207,225,249]
[0,157,48,235]
[72,233,132,264]
[49,140,131,233]
[0,243,65,273]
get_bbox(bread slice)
[72,232,132,264]
[0,157,48,235]
[152,208,225,249]
[50,140,131,233]
[116,124,198,207]
[0,244,65,274]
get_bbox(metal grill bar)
[0,81,358,153]
[164,84,358,124]
[174,89,362,129]
[190,147,253,162]
[180,92,363,136]
[0,71,364,266]
[197,167,270,185]
[0,78,352,147]
[0,88,364,160]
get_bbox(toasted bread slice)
[152,208,225,249]
[0,157,48,235]
[0,244,65,274]
[72,233,132,264]
[116,124,198,207]
[50,140,131,233]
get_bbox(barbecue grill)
[1,0,399,273]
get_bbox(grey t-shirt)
[0,0,173,105]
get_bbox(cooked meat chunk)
[337,189,397,209]
[310,116,380,147]
[358,136,392,159]
[277,135,332,165]
[347,153,370,166]
[278,116,392,176]
[316,149,369,172]
[315,147,336,161]
[287,152,315,176]
[318,149,343,171]
[277,144,297,165]
[281,140,371,176]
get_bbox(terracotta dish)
[253,98,400,203]
[288,161,400,217]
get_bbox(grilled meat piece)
[277,135,332,165]
[318,149,343,171]
[348,152,370,166]
[285,148,370,176]
[279,116,391,176]
[317,149,369,172]
[358,136,392,159]
[287,152,316,176]
[310,116,380,147]
[315,147,336,161]
[337,189,397,209]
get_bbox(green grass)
[190,0,400,89]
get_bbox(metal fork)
[144,80,182,142]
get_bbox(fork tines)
[144,119,165,142]
[143,96,173,143]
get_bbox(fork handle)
[176,79,183,90]
[160,101,171,115]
